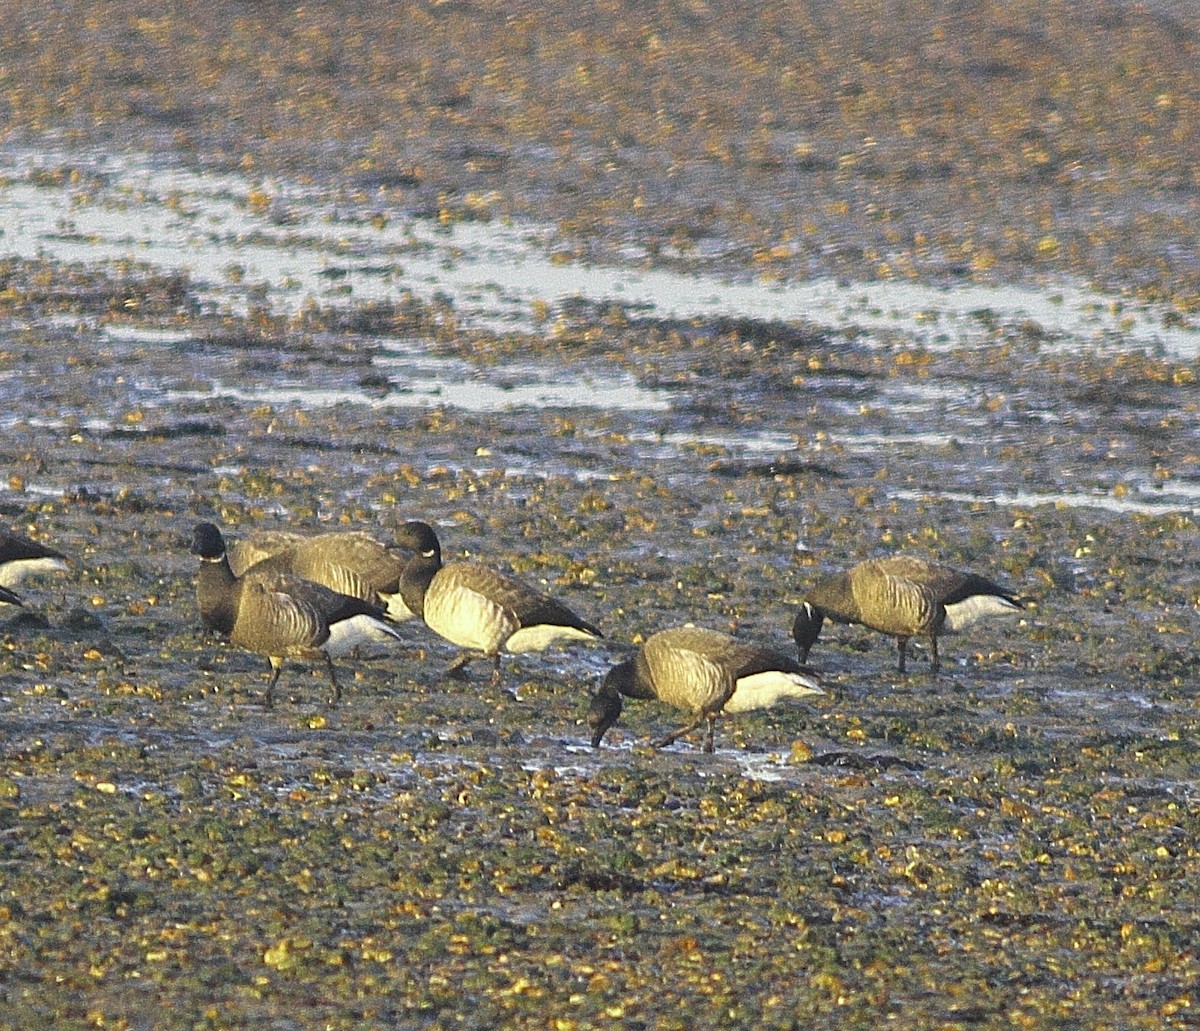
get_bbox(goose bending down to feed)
[236,529,418,622]
[190,522,404,706]
[793,555,1023,674]
[391,521,603,685]
[0,530,69,588]
[589,626,825,754]
[226,530,305,577]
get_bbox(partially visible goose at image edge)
[189,522,404,706]
[391,520,603,685]
[590,625,825,754]
[0,529,69,588]
[793,555,1025,673]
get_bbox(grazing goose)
[226,530,305,577]
[589,625,825,753]
[391,520,602,684]
[0,530,69,588]
[190,522,404,706]
[239,530,418,622]
[793,555,1023,673]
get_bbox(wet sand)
[2,2,1200,1028]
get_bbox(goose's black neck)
[588,661,629,747]
[195,554,240,634]
[398,550,440,619]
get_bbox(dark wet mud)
[4,255,1200,1029]
[3,2,1200,1028]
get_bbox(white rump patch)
[379,590,415,622]
[0,556,68,588]
[323,614,403,657]
[942,594,1020,632]
[724,670,825,713]
[505,623,599,654]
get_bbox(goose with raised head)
[589,625,825,753]
[0,530,68,588]
[190,522,404,706]
[392,520,603,685]
[793,555,1023,673]
[238,529,418,622]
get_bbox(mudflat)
[2,3,1200,1028]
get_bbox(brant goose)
[392,520,602,684]
[190,522,403,705]
[793,555,1023,673]
[0,530,68,588]
[239,530,417,622]
[589,625,824,753]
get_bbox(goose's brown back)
[641,626,739,714]
[808,558,941,637]
[227,530,304,577]
[641,626,807,714]
[424,562,601,654]
[228,573,338,658]
[292,534,409,594]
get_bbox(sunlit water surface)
[3,146,1198,517]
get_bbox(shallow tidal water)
[3,144,1200,1028]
